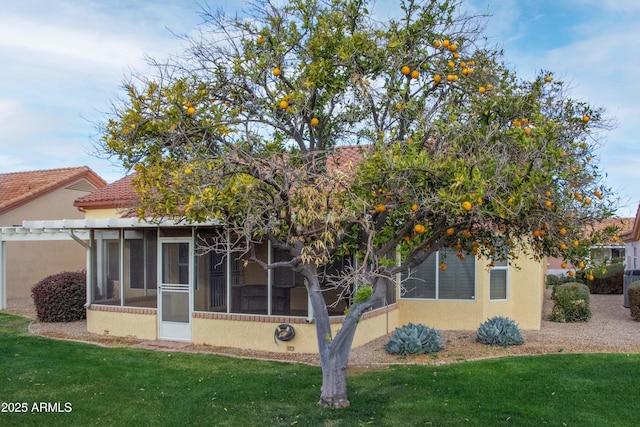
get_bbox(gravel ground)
[6,290,640,368]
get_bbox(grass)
[2,312,640,426]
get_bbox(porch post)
[0,239,6,310]
[85,229,93,308]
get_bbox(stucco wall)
[398,256,545,330]
[87,307,157,340]
[83,208,125,219]
[86,305,398,353]
[192,308,397,353]
[1,185,91,298]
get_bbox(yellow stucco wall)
[192,307,398,353]
[87,308,157,340]
[83,208,124,219]
[398,256,545,330]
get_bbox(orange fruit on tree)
[578,261,585,269]
[184,168,193,175]
[411,69,419,79]
[401,65,411,75]
[545,201,552,207]
[447,61,455,69]
[573,240,579,247]
[582,115,590,123]
[446,227,455,236]
[613,236,619,242]
[414,224,426,234]
[561,262,567,268]
[273,67,281,76]
[279,100,289,109]
[462,201,472,211]
[588,275,595,281]
[560,228,567,235]
[533,230,541,237]
[310,117,320,126]
[442,39,450,48]
[257,36,266,44]
[396,103,403,110]
[449,43,457,52]
[568,270,575,277]
[584,197,591,205]
[479,86,486,94]
[375,204,387,213]
[187,107,196,116]
[560,243,568,250]
[545,76,552,83]
[439,263,447,271]
[433,40,441,48]
[411,204,419,211]
[433,74,442,83]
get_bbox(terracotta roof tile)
[74,146,372,212]
[589,217,634,245]
[0,166,106,215]
[74,174,138,209]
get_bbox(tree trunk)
[318,348,350,408]
[301,265,387,409]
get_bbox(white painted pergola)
[0,218,208,310]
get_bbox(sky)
[1,0,639,216]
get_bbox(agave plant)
[385,323,444,355]
[476,316,524,347]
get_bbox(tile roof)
[73,145,372,211]
[74,174,138,209]
[0,166,107,215]
[590,217,634,245]
[621,202,640,243]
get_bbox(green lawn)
[1,312,639,426]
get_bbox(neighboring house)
[622,203,640,270]
[1,159,546,353]
[547,217,634,276]
[0,167,106,300]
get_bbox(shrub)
[31,271,86,322]
[549,282,591,323]
[385,323,444,355]
[578,263,623,294]
[546,275,559,288]
[476,316,524,347]
[628,282,640,321]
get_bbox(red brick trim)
[88,305,156,315]
[193,304,398,324]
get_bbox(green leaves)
[100,0,616,281]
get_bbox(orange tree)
[100,0,617,408]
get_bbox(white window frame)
[489,258,509,301]
[400,249,476,300]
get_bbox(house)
[1,163,546,354]
[621,203,640,270]
[547,217,634,276]
[0,167,106,301]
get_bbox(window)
[91,229,158,308]
[490,258,508,300]
[402,249,475,300]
